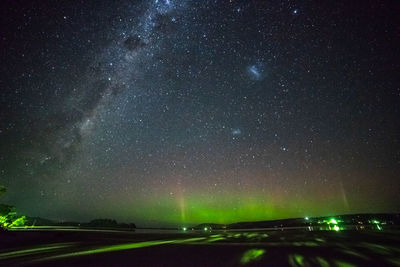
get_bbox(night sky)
[1,0,399,227]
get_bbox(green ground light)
[34,237,209,262]
[0,243,76,260]
[288,254,305,267]
[240,248,266,265]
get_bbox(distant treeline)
[25,217,136,229]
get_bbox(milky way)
[1,0,399,227]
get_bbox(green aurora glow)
[101,190,355,226]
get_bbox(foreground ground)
[1,228,400,266]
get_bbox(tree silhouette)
[0,185,6,197]
[0,185,12,215]
[0,185,25,230]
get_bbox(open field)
[1,228,400,266]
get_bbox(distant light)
[305,217,309,220]
[182,227,187,231]
[329,218,338,225]
[372,220,382,230]
[204,227,208,231]
[333,225,340,231]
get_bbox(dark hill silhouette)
[194,213,400,230]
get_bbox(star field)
[0,0,399,227]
